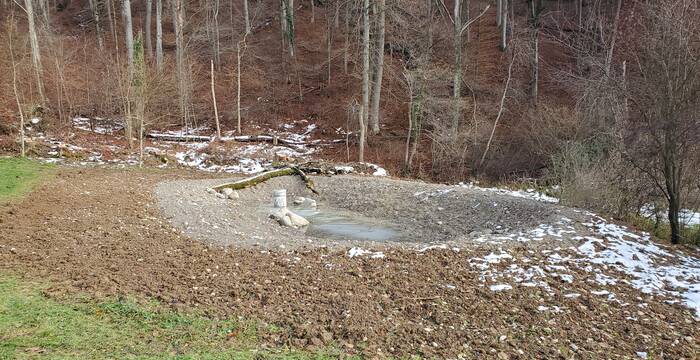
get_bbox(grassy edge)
[0,157,55,203]
[0,274,347,359]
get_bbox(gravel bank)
[155,175,587,249]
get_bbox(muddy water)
[292,207,400,242]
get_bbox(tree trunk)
[243,0,250,33]
[358,106,366,162]
[500,0,508,51]
[664,134,682,244]
[88,0,104,49]
[146,0,153,58]
[211,60,221,138]
[496,0,502,27]
[236,37,247,133]
[528,0,540,106]
[105,0,115,43]
[668,192,681,244]
[280,0,287,49]
[156,0,163,69]
[360,0,370,161]
[479,52,514,169]
[343,1,350,74]
[311,0,315,23]
[327,16,332,86]
[369,0,386,135]
[123,0,135,78]
[452,0,462,134]
[214,0,221,67]
[24,0,46,104]
[9,29,25,157]
[532,29,538,106]
[404,75,413,167]
[605,0,622,75]
[172,0,188,125]
[133,32,146,159]
[288,0,295,57]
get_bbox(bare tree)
[156,0,163,69]
[480,51,514,169]
[360,0,370,161]
[369,0,386,135]
[452,0,462,134]
[145,0,153,58]
[22,0,46,103]
[452,1,490,134]
[499,0,508,51]
[88,0,104,49]
[210,60,220,138]
[8,16,25,156]
[243,0,250,33]
[527,0,542,106]
[123,0,135,77]
[236,33,249,133]
[623,0,700,244]
[172,0,189,125]
[280,0,295,56]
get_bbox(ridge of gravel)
[155,175,586,250]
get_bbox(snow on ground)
[640,204,700,227]
[458,182,559,203]
[347,247,385,259]
[467,213,700,317]
[72,117,124,135]
[362,163,388,177]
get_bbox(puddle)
[292,207,400,242]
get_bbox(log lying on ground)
[147,133,213,142]
[212,166,319,194]
[148,132,348,147]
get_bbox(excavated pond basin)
[292,207,400,242]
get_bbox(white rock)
[228,190,240,200]
[221,188,234,196]
[294,197,317,208]
[269,208,309,228]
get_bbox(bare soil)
[1,168,698,359]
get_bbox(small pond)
[291,207,400,242]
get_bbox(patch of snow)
[333,165,354,174]
[347,247,385,259]
[458,182,559,204]
[361,162,388,177]
[490,284,513,292]
[467,214,700,317]
[576,219,700,316]
[72,117,124,135]
[640,204,700,227]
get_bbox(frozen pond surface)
[292,207,400,242]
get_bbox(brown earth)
[0,167,698,359]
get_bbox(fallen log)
[147,132,348,147]
[212,166,319,194]
[147,133,213,142]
